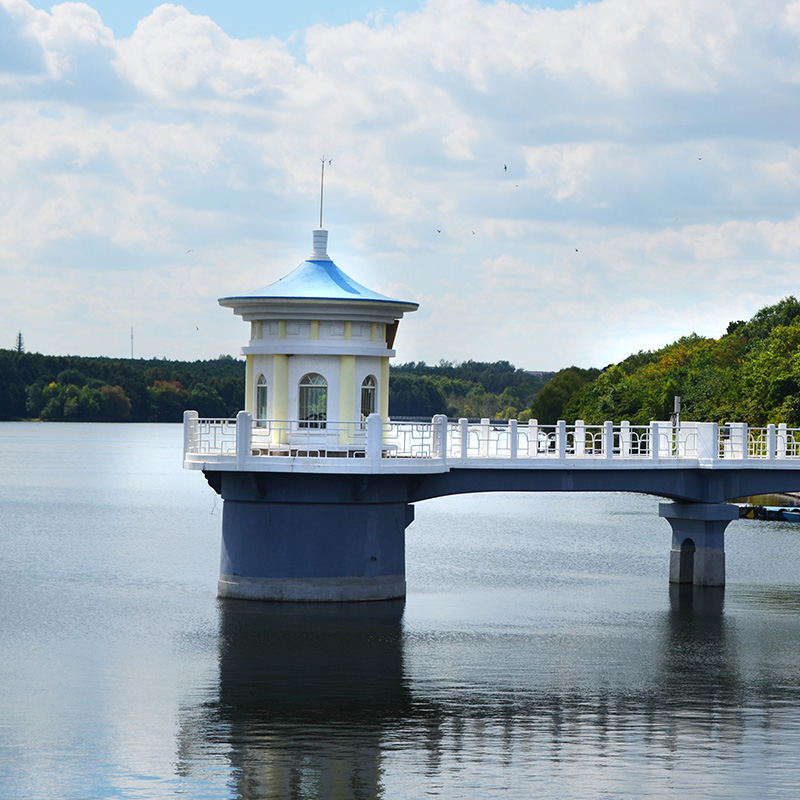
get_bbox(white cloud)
[1,0,800,368]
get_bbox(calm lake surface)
[2,421,800,799]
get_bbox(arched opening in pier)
[679,538,696,584]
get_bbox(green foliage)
[3,350,552,423]
[531,367,600,424]
[57,368,88,387]
[388,374,448,417]
[1,351,244,422]
[390,361,554,419]
[147,381,187,423]
[563,296,800,425]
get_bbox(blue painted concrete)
[220,499,408,580]
[210,472,414,600]
[205,461,800,600]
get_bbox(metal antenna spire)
[319,156,331,228]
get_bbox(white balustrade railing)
[183,411,800,467]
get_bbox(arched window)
[298,373,327,428]
[361,375,377,420]
[255,374,268,427]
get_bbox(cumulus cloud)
[1,0,799,368]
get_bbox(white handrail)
[184,415,800,464]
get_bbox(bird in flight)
[504,164,507,171]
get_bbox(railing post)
[724,422,740,459]
[604,421,614,460]
[183,410,198,457]
[620,420,631,457]
[778,423,787,459]
[509,419,518,460]
[432,414,448,461]
[459,418,469,460]
[650,421,659,460]
[236,410,251,469]
[480,418,490,457]
[695,422,718,460]
[367,413,383,462]
[741,423,749,461]
[527,419,539,458]
[575,420,585,457]
[767,423,777,460]
[557,420,567,459]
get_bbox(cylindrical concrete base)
[211,472,414,602]
[218,574,406,602]
[668,546,726,587]
[660,502,737,587]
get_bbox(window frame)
[298,372,328,429]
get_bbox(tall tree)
[14,331,24,353]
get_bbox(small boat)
[780,508,800,522]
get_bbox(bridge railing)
[183,412,800,467]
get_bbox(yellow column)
[278,320,286,339]
[310,320,319,340]
[344,321,352,340]
[272,354,289,445]
[339,355,356,444]
[244,355,254,413]
[380,357,390,421]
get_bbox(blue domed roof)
[219,229,418,311]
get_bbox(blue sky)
[24,0,418,39]
[2,0,800,370]
[23,1,595,39]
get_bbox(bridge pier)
[207,471,414,602]
[659,502,738,587]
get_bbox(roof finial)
[319,155,331,229]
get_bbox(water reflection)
[183,600,409,799]
[654,586,745,755]
[177,589,800,800]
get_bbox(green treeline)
[0,350,554,423]
[12,294,796,425]
[529,367,601,424]
[388,361,554,419]
[551,297,800,425]
[0,350,244,422]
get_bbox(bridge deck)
[184,411,800,482]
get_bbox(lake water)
[2,422,800,799]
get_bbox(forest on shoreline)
[0,351,245,423]
[0,348,553,423]
[5,296,800,425]
[533,296,800,426]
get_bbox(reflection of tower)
[180,600,410,800]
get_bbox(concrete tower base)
[208,472,414,602]
[659,502,738,587]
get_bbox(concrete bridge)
[184,412,800,601]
